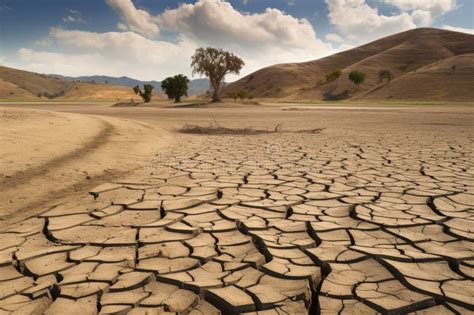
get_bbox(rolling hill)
[0,66,138,101]
[225,28,474,101]
[50,75,210,96]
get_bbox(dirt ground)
[0,102,473,314]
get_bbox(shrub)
[348,70,366,88]
[133,84,154,103]
[325,69,342,82]
[378,68,393,83]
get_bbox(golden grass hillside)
[0,66,138,101]
[225,28,474,102]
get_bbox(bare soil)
[0,101,472,314]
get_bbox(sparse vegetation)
[227,90,253,101]
[227,91,238,101]
[177,123,324,135]
[325,69,342,84]
[325,69,343,92]
[161,74,190,103]
[191,47,244,102]
[37,90,65,99]
[133,84,154,103]
[378,68,393,84]
[348,70,366,88]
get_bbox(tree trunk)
[211,92,220,102]
[211,82,221,102]
[175,96,181,103]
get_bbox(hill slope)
[356,53,474,101]
[0,66,137,101]
[225,28,474,101]
[51,75,210,96]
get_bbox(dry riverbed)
[0,102,473,314]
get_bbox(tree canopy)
[348,70,367,87]
[133,84,153,103]
[191,47,244,102]
[161,74,190,103]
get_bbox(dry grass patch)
[176,123,324,135]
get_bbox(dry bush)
[176,123,324,135]
[177,124,272,135]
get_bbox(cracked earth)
[1,105,473,314]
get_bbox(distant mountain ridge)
[50,74,210,96]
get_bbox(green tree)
[133,84,154,103]
[348,70,367,88]
[378,68,393,84]
[161,74,190,103]
[191,47,244,102]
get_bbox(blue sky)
[1,0,473,80]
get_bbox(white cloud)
[105,0,159,36]
[325,33,344,43]
[158,0,325,51]
[156,0,335,78]
[13,0,336,81]
[62,9,85,24]
[442,24,474,34]
[326,0,416,44]
[381,0,456,16]
[381,0,457,26]
[325,0,459,45]
[15,28,195,80]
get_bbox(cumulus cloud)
[381,0,456,16]
[105,0,159,36]
[15,0,336,81]
[442,24,474,34]
[325,33,345,43]
[156,0,335,77]
[325,0,459,45]
[326,0,415,44]
[158,0,327,51]
[15,28,195,80]
[381,0,457,26]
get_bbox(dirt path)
[0,108,171,223]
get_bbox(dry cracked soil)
[0,103,473,314]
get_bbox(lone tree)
[161,74,190,103]
[378,68,393,84]
[325,69,342,89]
[133,84,153,103]
[191,47,244,102]
[348,70,366,88]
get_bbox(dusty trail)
[0,103,473,314]
[0,107,170,223]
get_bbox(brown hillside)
[356,53,474,102]
[0,79,38,99]
[0,66,138,101]
[225,28,474,101]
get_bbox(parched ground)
[0,103,473,314]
